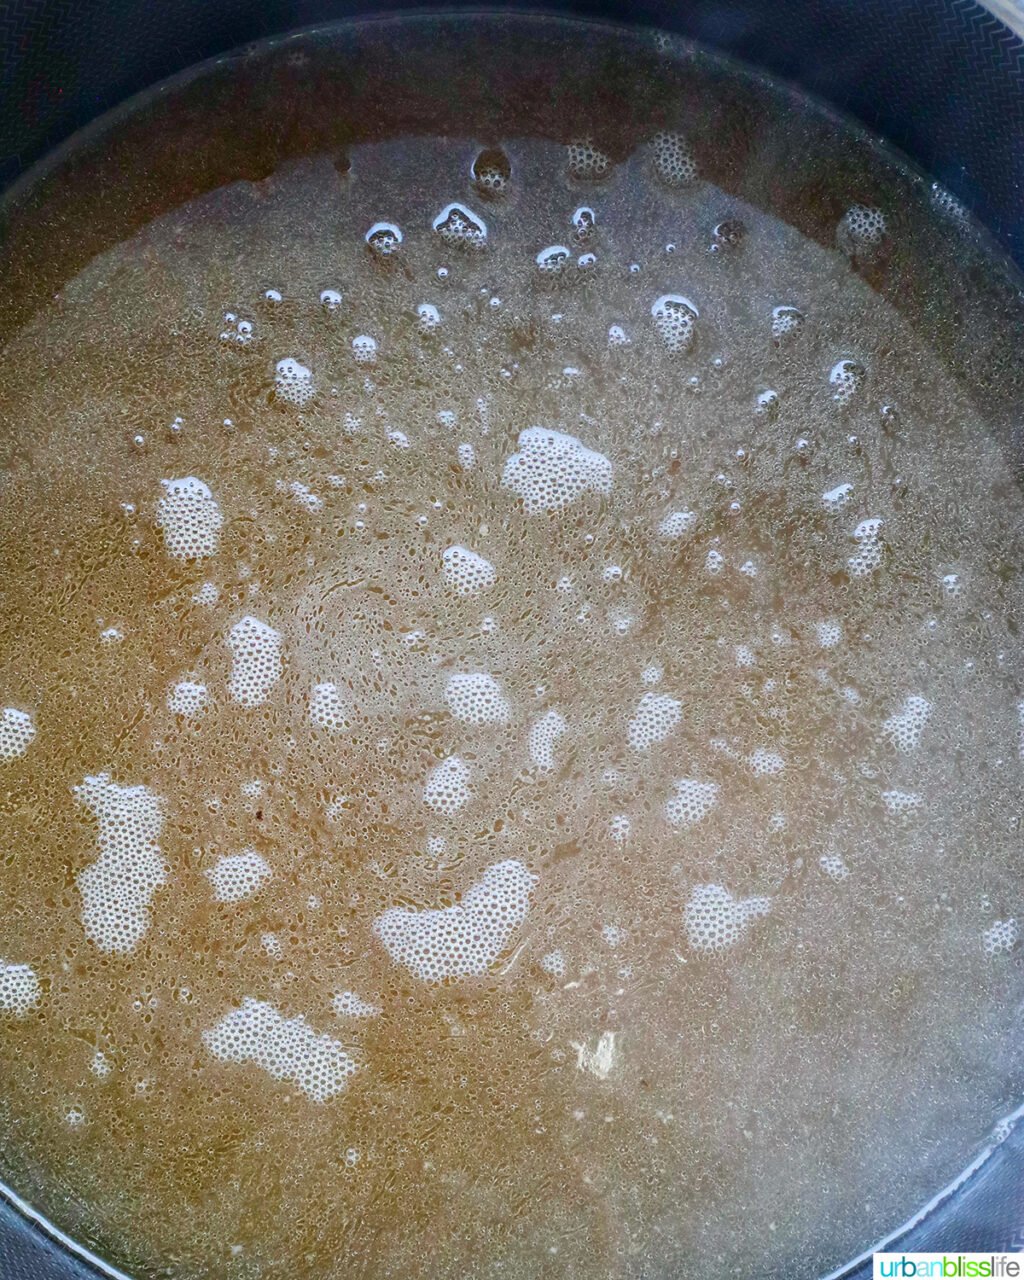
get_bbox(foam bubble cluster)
[274,358,315,408]
[74,774,166,954]
[881,695,932,754]
[528,709,567,772]
[0,707,36,761]
[365,221,403,257]
[472,147,511,196]
[627,692,682,751]
[665,778,719,827]
[771,304,805,347]
[416,302,441,334]
[203,998,357,1101]
[659,509,697,540]
[819,853,850,880]
[566,139,611,181]
[442,545,496,596]
[830,359,866,407]
[501,428,613,514]
[0,959,41,1016]
[748,747,785,776]
[308,682,347,731]
[206,849,272,902]
[167,681,209,717]
[432,203,487,251]
[815,620,842,649]
[651,295,698,354]
[684,884,771,953]
[352,335,378,365]
[822,483,854,513]
[227,616,283,707]
[156,477,223,560]
[332,990,382,1019]
[982,919,1019,956]
[848,517,885,578]
[837,205,888,259]
[444,673,510,725]
[423,755,472,815]
[373,859,536,982]
[881,789,923,817]
[650,131,698,186]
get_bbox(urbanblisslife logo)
[874,1255,1024,1278]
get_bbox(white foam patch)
[735,645,755,668]
[373,859,536,982]
[333,990,382,1019]
[444,673,510,725]
[423,755,472,815]
[848,517,885,578]
[156,477,223,559]
[822,483,853,513]
[309,682,347,731]
[0,960,41,1016]
[665,778,719,827]
[167,681,209,717]
[651,294,699,354]
[74,774,166,954]
[684,884,771,953]
[540,949,566,977]
[192,582,219,606]
[881,789,923,817]
[609,814,631,844]
[0,707,36,761]
[573,1030,618,1080]
[881,695,932,753]
[227,616,282,707]
[982,919,1019,956]
[815,620,842,649]
[275,358,315,407]
[206,849,272,902]
[203,998,357,1102]
[830,358,866,406]
[819,853,850,880]
[627,692,682,751]
[748,748,786,776]
[432,203,488,251]
[416,302,441,333]
[502,428,612,514]
[280,479,322,511]
[528,709,567,772]
[659,509,697,540]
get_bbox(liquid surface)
[1,16,1023,1280]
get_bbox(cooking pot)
[0,2,1022,1277]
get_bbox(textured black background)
[0,1,1022,1277]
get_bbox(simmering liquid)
[1,15,1023,1279]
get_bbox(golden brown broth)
[0,17,1023,1280]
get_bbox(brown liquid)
[0,16,1023,1279]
